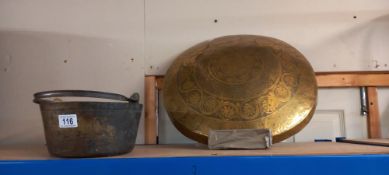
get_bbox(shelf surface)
[2,141,389,175]
[2,141,389,160]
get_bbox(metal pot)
[34,90,142,157]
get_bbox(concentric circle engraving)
[163,35,317,144]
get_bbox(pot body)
[35,90,142,157]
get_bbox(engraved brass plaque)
[163,35,317,144]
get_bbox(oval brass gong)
[163,35,317,144]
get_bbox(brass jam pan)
[163,35,317,144]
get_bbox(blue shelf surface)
[1,154,389,175]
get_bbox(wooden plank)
[155,76,164,90]
[144,76,157,144]
[367,87,381,138]
[126,142,389,158]
[2,142,389,160]
[153,72,389,89]
[316,72,389,87]
[338,138,389,147]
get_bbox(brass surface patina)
[163,35,317,144]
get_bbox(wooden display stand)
[145,71,389,144]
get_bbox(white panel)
[0,0,145,145]
[294,110,345,142]
[316,88,367,139]
[0,0,144,40]
[145,0,389,75]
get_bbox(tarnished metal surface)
[34,90,142,157]
[163,35,317,144]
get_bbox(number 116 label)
[58,114,78,128]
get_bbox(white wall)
[1,0,389,145]
[0,0,145,145]
[145,0,389,75]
